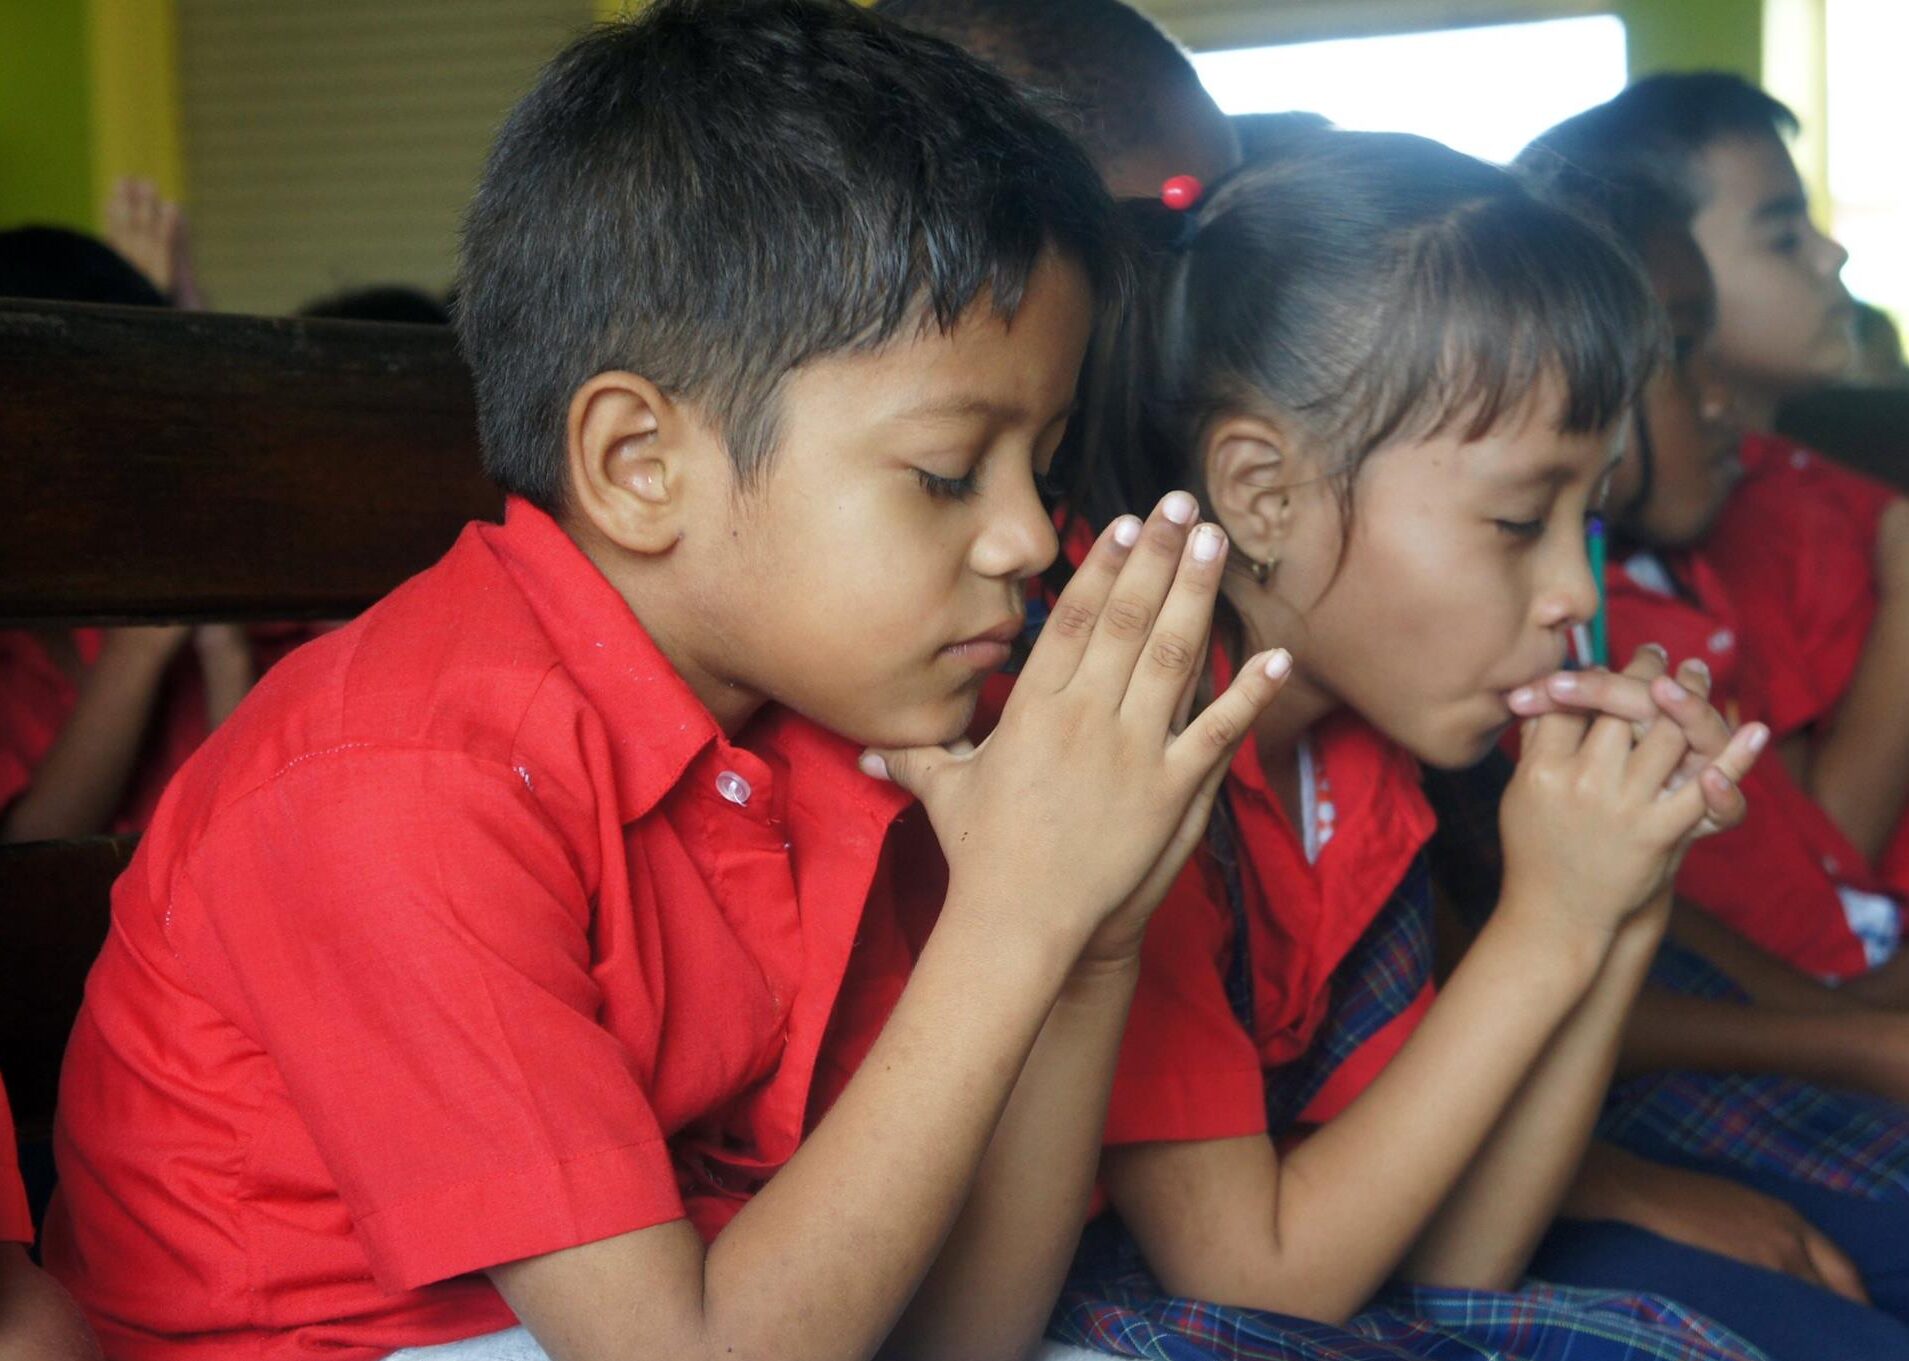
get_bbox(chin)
[841,692,980,753]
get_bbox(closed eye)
[915,468,980,501]
[1494,518,1545,538]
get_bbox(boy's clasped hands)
[864,491,1292,966]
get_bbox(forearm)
[0,1247,101,1361]
[196,632,257,728]
[1244,905,1604,1319]
[1403,901,1665,1289]
[1622,986,1909,1098]
[0,649,172,842]
[1809,518,1909,860]
[694,898,1086,1361]
[886,958,1139,1361]
[1666,899,1860,1012]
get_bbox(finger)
[1689,724,1767,837]
[1584,647,1670,763]
[1647,670,1734,762]
[1538,663,1664,728]
[858,742,958,798]
[1168,648,1291,784]
[1015,514,1142,694]
[1122,521,1230,733]
[1626,707,1692,800]
[1074,491,1200,701]
[1521,706,1590,764]
[1803,1229,1872,1306]
[1170,607,1213,736]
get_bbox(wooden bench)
[0,298,496,1138]
[1777,385,1909,496]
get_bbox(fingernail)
[1549,673,1579,695]
[1193,524,1226,562]
[1746,724,1769,754]
[858,752,890,780]
[1685,657,1711,683]
[1112,516,1141,548]
[1264,649,1292,679]
[1642,643,1669,662]
[1510,686,1536,708]
[1162,491,1197,525]
[1661,680,1689,702]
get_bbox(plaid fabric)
[1051,771,1773,1361]
[1054,1218,1773,1361]
[1259,853,1436,1132]
[1421,756,1909,1203]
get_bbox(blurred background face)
[1691,133,1854,404]
[1608,226,1743,549]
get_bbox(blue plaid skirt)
[1052,1215,1773,1361]
[1052,785,1774,1361]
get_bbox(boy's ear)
[1205,414,1299,560]
[564,370,707,555]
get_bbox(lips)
[940,616,1025,672]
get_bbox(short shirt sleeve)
[1,1079,31,1245]
[1104,855,1268,1147]
[1708,440,1902,734]
[167,746,685,1292]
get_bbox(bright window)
[1191,15,1629,166]
[1825,0,1909,322]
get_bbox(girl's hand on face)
[1499,647,1761,940]
[1508,647,1769,839]
[861,492,1291,968]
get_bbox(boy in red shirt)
[43,4,1288,1358]
[1526,77,1909,1002]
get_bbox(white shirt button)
[1707,628,1735,654]
[715,770,753,807]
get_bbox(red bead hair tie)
[1160,174,1203,211]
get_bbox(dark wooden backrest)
[1776,386,1909,496]
[0,299,495,1135]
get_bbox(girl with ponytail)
[1040,130,1907,1361]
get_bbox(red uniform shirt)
[1703,432,1898,740]
[1604,548,1881,977]
[1,1077,32,1246]
[45,499,932,1359]
[1106,709,1437,1146]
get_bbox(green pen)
[1587,514,1609,667]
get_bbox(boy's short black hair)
[873,0,1210,176]
[1523,72,1799,206]
[0,226,169,308]
[457,0,1116,513]
[1516,151,1695,263]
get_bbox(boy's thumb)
[858,742,959,797]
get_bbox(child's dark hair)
[1515,150,1696,264]
[873,0,1220,177]
[0,227,169,308]
[457,0,1116,513]
[1075,130,1664,540]
[1523,73,1799,207]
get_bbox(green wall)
[0,0,94,231]
[1616,0,1763,82]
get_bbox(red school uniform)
[2,1077,32,1247]
[1603,548,1884,978]
[1701,431,1899,742]
[44,499,934,1360]
[1105,704,1438,1148]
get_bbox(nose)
[1535,527,1601,634]
[971,470,1060,581]
[1816,227,1851,280]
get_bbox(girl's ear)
[1206,414,1299,564]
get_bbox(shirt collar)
[479,498,912,827]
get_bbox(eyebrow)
[889,395,1077,427]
